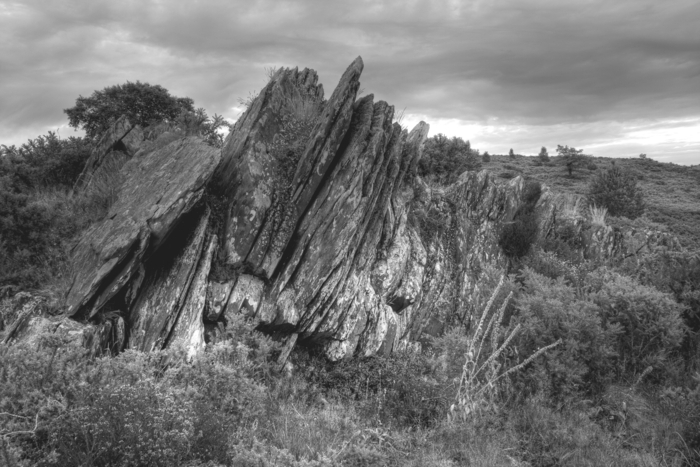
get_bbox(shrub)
[0,316,277,466]
[588,166,645,219]
[418,134,481,184]
[586,268,687,375]
[1,132,92,190]
[482,151,490,163]
[512,268,619,400]
[538,146,549,163]
[300,351,447,428]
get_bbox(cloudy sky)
[1,0,699,165]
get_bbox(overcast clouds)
[1,0,699,164]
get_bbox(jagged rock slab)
[215,58,362,280]
[128,209,210,351]
[167,234,217,358]
[266,96,396,331]
[66,137,220,319]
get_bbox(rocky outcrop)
[65,137,220,321]
[51,56,678,361]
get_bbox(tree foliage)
[418,133,481,184]
[1,132,91,190]
[556,145,590,176]
[64,81,195,140]
[588,165,645,219]
[538,146,549,163]
[0,134,92,288]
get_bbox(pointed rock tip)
[409,121,430,138]
[346,56,364,75]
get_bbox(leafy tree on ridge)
[64,81,195,140]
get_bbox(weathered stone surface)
[225,274,265,319]
[128,210,210,351]
[66,137,220,319]
[205,280,235,322]
[215,58,361,280]
[168,234,217,358]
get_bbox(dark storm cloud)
[1,0,699,163]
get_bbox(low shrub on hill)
[589,165,645,219]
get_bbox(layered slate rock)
[128,209,211,351]
[215,57,362,279]
[65,137,220,319]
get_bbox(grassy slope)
[484,155,700,248]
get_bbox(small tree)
[557,144,590,176]
[65,81,195,140]
[588,165,645,219]
[509,148,515,159]
[482,151,491,163]
[538,146,549,163]
[639,153,647,159]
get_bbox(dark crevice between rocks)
[71,235,145,322]
[120,205,209,351]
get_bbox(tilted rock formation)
[50,56,681,360]
[66,137,220,321]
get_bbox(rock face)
[55,57,679,360]
[65,137,221,322]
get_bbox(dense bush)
[588,165,645,219]
[512,268,619,399]
[297,351,448,428]
[0,317,276,466]
[417,134,481,184]
[586,268,687,375]
[511,266,688,402]
[0,134,95,289]
[1,133,92,190]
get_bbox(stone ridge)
[48,57,676,360]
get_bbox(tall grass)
[450,275,561,423]
[589,203,608,227]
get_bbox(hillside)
[484,154,700,249]
[2,58,700,466]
